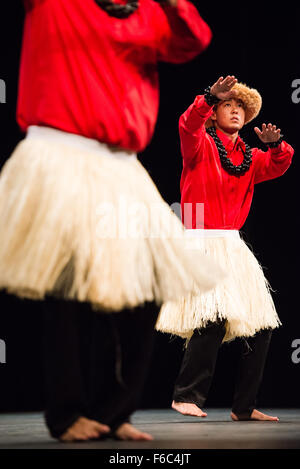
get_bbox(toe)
[94,423,110,434]
[141,432,153,441]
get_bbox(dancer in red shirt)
[18,0,212,151]
[157,75,294,421]
[0,0,223,441]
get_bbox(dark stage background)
[0,1,299,412]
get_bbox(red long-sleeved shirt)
[18,0,212,152]
[180,95,294,229]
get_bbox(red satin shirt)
[180,95,294,229]
[18,0,212,152]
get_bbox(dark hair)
[94,0,139,18]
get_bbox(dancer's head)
[206,82,262,134]
[210,98,246,134]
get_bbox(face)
[211,99,246,134]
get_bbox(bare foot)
[172,400,207,417]
[114,423,153,441]
[231,409,279,422]
[60,417,110,442]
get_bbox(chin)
[223,126,239,134]
[228,123,241,132]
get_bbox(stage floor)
[0,408,300,449]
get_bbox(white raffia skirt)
[0,126,224,312]
[156,229,281,342]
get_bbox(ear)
[211,110,217,122]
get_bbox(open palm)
[254,123,281,143]
[210,75,238,100]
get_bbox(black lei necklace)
[206,126,252,176]
[94,0,139,19]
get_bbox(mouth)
[231,117,240,122]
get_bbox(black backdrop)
[0,1,299,412]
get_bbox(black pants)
[173,318,273,418]
[42,297,159,438]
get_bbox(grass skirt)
[0,126,224,312]
[156,230,281,342]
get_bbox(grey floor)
[0,409,299,449]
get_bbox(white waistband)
[26,126,137,161]
[186,229,240,239]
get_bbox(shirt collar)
[216,128,245,152]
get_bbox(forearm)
[180,95,213,133]
[179,95,212,165]
[253,141,294,184]
[268,141,294,173]
[156,0,212,63]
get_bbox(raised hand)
[254,123,281,143]
[210,75,238,101]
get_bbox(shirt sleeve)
[179,94,213,166]
[153,0,212,63]
[252,141,294,184]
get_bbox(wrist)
[204,86,221,107]
[264,135,284,148]
[155,0,178,7]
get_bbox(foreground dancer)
[0,0,224,441]
[156,75,294,421]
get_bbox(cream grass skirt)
[156,229,281,342]
[0,126,224,312]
